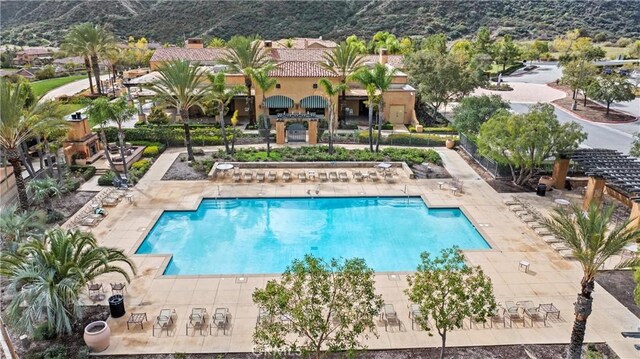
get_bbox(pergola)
[551,148,640,228]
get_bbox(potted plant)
[74,151,88,166]
[445,137,456,149]
[83,321,110,352]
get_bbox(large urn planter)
[538,175,555,190]
[445,139,455,149]
[84,321,110,352]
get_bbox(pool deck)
[84,146,639,358]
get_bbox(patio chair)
[298,172,307,182]
[101,197,120,207]
[408,303,424,330]
[339,171,348,182]
[382,304,401,331]
[232,170,241,182]
[110,282,126,295]
[267,170,277,182]
[503,301,523,327]
[153,308,176,336]
[368,171,379,182]
[283,170,292,182]
[517,301,546,326]
[186,308,208,335]
[256,171,266,182]
[212,307,230,335]
[353,171,364,182]
[489,307,505,328]
[318,172,328,182]
[329,171,338,182]
[385,172,396,183]
[243,171,253,182]
[87,282,103,301]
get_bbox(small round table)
[217,163,234,171]
[554,199,571,207]
[377,162,392,169]
[438,181,445,190]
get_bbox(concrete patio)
[79,146,639,357]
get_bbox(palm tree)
[146,60,207,161]
[220,35,271,126]
[31,102,69,182]
[27,177,62,214]
[321,42,364,126]
[0,80,67,211]
[351,69,378,152]
[543,203,640,359]
[95,96,135,178]
[0,205,45,244]
[370,64,397,152]
[0,228,136,335]
[249,64,277,156]
[61,22,115,95]
[85,97,123,180]
[205,72,246,154]
[318,79,347,154]
[61,23,95,94]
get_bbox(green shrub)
[62,177,82,192]
[103,126,238,147]
[33,323,57,341]
[191,158,214,173]
[131,159,152,172]
[98,171,116,186]
[131,141,166,154]
[358,132,455,147]
[147,106,170,125]
[193,148,205,156]
[42,344,68,359]
[69,165,96,181]
[142,146,159,157]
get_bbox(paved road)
[502,62,563,84]
[39,74,110,102]
[510,102,635,154]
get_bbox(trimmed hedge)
[103,127,240,147]
[69,165,96,181]
[143,146,160,157]
[131,141,167,154]
[358,132,457,147]
[98,159,154,186]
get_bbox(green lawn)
[31,75,86,98]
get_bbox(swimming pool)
[136,197,490,275]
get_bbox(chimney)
[319,36,323,40]
[304,39,308,48]
[264,40,272,48]
[379,48,388,65]
[185,38,204,49]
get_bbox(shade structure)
[300,95,328,109]
[264,95,294,108]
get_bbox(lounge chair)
[503,197,521,206]
[283,170,292,182]
[338,171,348,182]
[542,235,562,244]
[385,172,396,183]
[256,171,266,182]
[534,227,552,235]
[101,196,120,207]
[408,303,424,330]
[368,171,379,182]
[550,242,570,251]
[527,221,547,229]
[153,308,176,336]
[318,172,328,182]
[186,308,208,335]
[489,307,505,328]
[267,170,277,182]
[298,172,307,182]
[558,249,576,259]
[353,171,364,182]
[243,171,253,182]
[329,171,338,182]
[212,307,230,335]
[232,170,241,182]
[79,216,100,227]
[382,304,400,331]
[517,301,546,326]
[503,301,523,327]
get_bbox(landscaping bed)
[50,190,98,224]
[549,83,637,123]
[595,270,640,319]
[162,152,212,181]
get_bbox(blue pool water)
[136,197,490,275]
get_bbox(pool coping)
[131,194,498,279]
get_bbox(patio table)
[217,163,234,170]
[538,303,560,320]
[377,162,392,169]
[554,199,571,207]
[127,312,148,330]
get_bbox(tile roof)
[270,61,339,78]
[17,47,54,56]
[363,55,405,69]
[271,38,337,49]
[150,48,227,63]
[269,48,328,62]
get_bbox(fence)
[458,133,511,178]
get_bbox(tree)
[370,64,397,152]
[452,95,510,136]
[628,40,640,59]
[561,60,598,107]
[146,60,207,161]
[588,75,636,116]
[421,34,448,55]
[523,40,549,63]
[543,204,640,359]
[351,68,378,152]
[0,228,136,336]
[220,35,271,125]
[249,64,277,156]
[493,35,521,72]
[0,205,45,245]
[405,247,496,359]
[61,23,95,94]
[318,78,347,154]
[405,51,483,122]
[207,37,226,48]
[27,177,62,216]
[321,42,364,125]
[229,110,239,153]
[631,132,640,158]
[0,80,67,211]
[473,26,494,57]
[206,72,246,154]
[345,35,367,54]
[368,31,403,54]
[450,39,474,63]
[477,103,586,185]
[252,255,382,359]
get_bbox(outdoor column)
[125,86,133,105]
[627,200,640,230]
[137,98,146,123]
[276,120,285,145]
[308,119,318,145]
[582,176,606,211]
[552,158,570,189]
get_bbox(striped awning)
[264,95,294,108]
[300,95,328,109]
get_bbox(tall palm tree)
[351,69,378,152]
[31,102,69,182]
[249,64,277,156]
[0,80,67,211]
[146,60,207,161]
[543,204,640,359]
[85,97,123,180]
[219,35,271,126]
[318,79,347,154]
[321,42,365,126]
[61,23,94,94]
[370,64,397,152]
[61,22,115,95]
[0,229,136,335]
[206,72,246,154]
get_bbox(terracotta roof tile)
[150,48,227,63]
[270,61,338,78]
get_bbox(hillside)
[1,0,639,46]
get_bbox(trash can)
[108,295,125,318]
[536,184,547,197]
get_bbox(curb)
[551,102,639,125]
